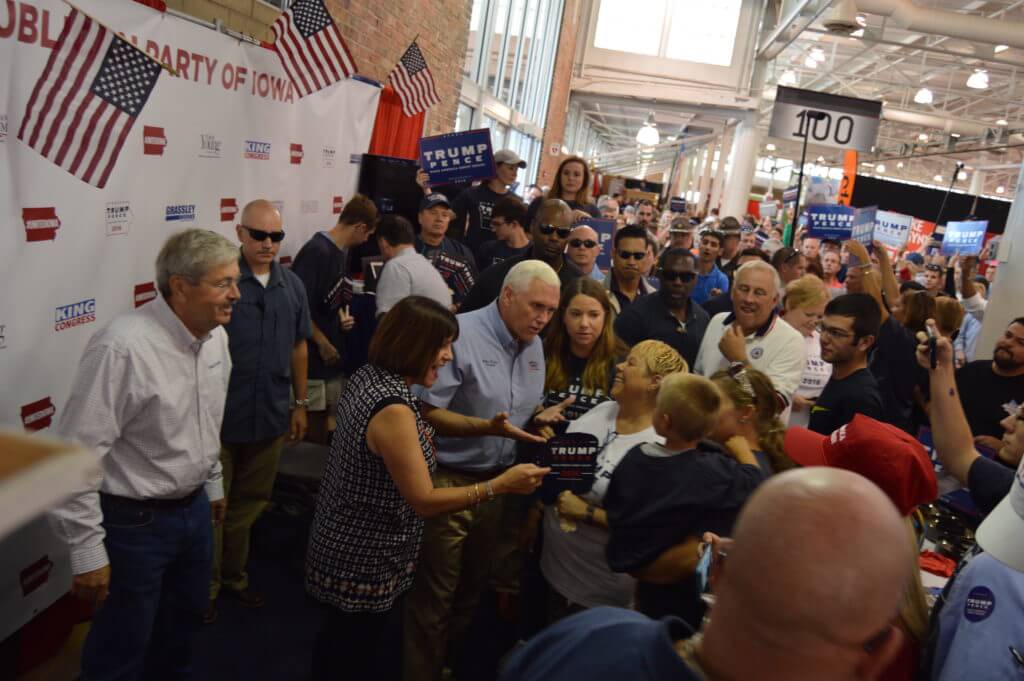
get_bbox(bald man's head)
[530,199,573,264]
[565,225,601,273]
[702,468,911,681]
[237,199,283,271]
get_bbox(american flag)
[18,10,162,189]
[389,41,440,117]
[271,0,357,98]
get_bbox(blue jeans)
[79,491,212,681]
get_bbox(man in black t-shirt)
[956,318,1024,447]
[809,294,884,435]
[475,195,531,269]
[450,149,526,258]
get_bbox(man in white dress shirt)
[51,229,240,681]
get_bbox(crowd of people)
[48,148,1024,681]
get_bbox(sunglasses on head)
[569,239,598,249]
[661,270,696,283]
[618,250,646,260]
[538,224,571,238]
[925,264,943,272]
[244,225,285,243]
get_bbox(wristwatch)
[293,398,310,408]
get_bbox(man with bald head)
[460,198,582,312]
[501,467,911,681]
[207,199,312,620]
[565,224,605,282]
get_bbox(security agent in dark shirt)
[809,293,884,434]
[460,198,581,313]
[615,249,710,369]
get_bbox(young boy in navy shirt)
[604,371,766,628]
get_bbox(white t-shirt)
[539,400,663,609]
[789,331,832,428]
[254,271,271,288]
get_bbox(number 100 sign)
[769,87,882,153]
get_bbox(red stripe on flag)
[28,15,94,148]
[323,27,352,77]
[68,97,105,175]
[96,110,133,188]
[82,104,120,184]
[312,32,340,82]
[40,25,108,158]
[18,10,81,140]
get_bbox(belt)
[100,487,203,510]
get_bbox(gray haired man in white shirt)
[51,228,240,681]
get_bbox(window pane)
[594,0,665,56]
[664,0,742,66]
[499,0,528,102]
[486,0,510,92]
[456,103,475,132]
[463,0,487,79]
[511,0,540,110]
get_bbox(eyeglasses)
[617,250,646,261]
[569,239,598,249]
[661,270,696,283]
[727,363,756,400]
[538,224,571,238]
[817,322,855,341]
[243,226,285,243]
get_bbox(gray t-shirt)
[375,247,453,316]
[539,400,663,609]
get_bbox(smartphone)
[926,323,938,369]
[695,542,714,604]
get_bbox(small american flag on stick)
[18,8,164,189]
[271,0,357,98]
[388,41,441,117]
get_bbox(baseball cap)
[719,216,741,236]
[976,458,1024,571]
[669,217,695,233]
[784,414,937,516]
[905,252,925,266]
[494,149,527,168]
[419,193,451,211]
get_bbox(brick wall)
[164,0,472,136]
[537,0,583,188]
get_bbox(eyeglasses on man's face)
[243,225,285,243]
[538,224,571,238]
[569,239,598,249]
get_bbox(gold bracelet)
[485,481,495,501]
[473,483,481,506]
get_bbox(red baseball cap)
[784,414,937,516]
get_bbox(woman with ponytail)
[709,366,795,475]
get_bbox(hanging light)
[918,132,929,142]
[804,55,818,69]
[996,185,1006,194]
[856,14,867,26]
[779,69,798,86]
[875,163,886,173]
[816,156,825,163]
[635,112,660,146]
[933,174,944,182]
[994,44,1009,53]
[766,143,776,151]
[966,69,989,89]
[810,47,826,62]
[896,161,904,169]
[997,118,1008,126]
[913,87,933,104]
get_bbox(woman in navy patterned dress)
[306,296,549,680]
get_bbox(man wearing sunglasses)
[205,200,313,621]
[603,225,656,314]
[614,249,710,368]
[460,199,582,313]
[807,294,884,435]
[565,224,605,282]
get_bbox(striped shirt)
[50,294,231,574]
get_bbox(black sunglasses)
[617,250,646,260]
[569,239,598,249]
[661,270,696,283]
[538,224,571,238]
[925,264,944,272]
[244,225,285,243]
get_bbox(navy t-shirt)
[869,318,922,432]
[955,360,1024,439]
[291,232,349,380]
[808,368,884,435]
[450,184,509,257]
[500,607,701,681]
[477,240,532,269]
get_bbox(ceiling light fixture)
[875,163,886,173]
[994,44,1009,54]
[855,14,867,26]
[918,133,929,142]
[996,185,1006,194]
[817,156,826,163]
[896,162,904,169]
[804,55,819,69]
[810,47,826,62]
[913,87,933,104]
[934,174,943,182]
[851,28,864,37]
[766,143,776,151]
[950,132,962,138]
[966,69,989,90]
[779,69,798,86]
[636,112,660,147]
[997,119,1008,126]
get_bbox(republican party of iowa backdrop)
[1,0,380,433]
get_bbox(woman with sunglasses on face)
[709,366,795,475]
[526,156,600,226]
[780,275,832,428]
[537,341,686,622]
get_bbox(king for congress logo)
[244,140,271,160]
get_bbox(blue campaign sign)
[874,210,913,249]
[577,217,616,271]
[419,128,495,185]
[941,220,988,256]
[669,197,687,213]
[851,206,877,250]
[806,204,855,241]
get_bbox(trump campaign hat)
[784,414,937,516]
[976,458,1024,572]
[494,149,527,168]
[420,193,451,211]
[669,217,695,233]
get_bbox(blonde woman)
[780,275,832,428]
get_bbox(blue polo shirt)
[221,256,312,443]
[415,301,545,472]
[692,265,729,305]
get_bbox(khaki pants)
[402,468,505,681]
[210,434,286,599]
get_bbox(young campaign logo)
[290,143,304,165]
[221,198,238,222]
[165,204,196,222]
[333,196,344,214]
[322,146,336,168]
[244,140,271,160]
[21,398,56,432]
[199,133,222,159]
[143,125,167,155]
[55,299,96,332]
[22,207,60,242]
[300,199,319,214]
[20,556,55,596]
[134,282,157,308]
[105,201,133,236]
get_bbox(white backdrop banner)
[0,0,379,638]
